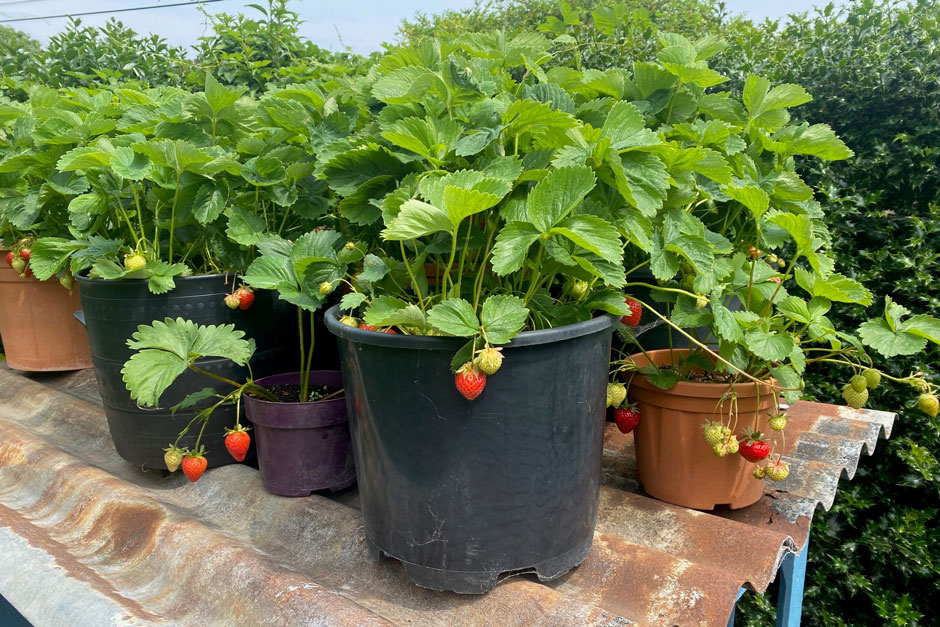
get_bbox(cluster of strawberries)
[224,285,255,310]
[163,424,251,482]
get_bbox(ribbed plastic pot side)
[75,272,298,469]
[243,370,356,497]
[325,305,615,594]
[627,349,776,510]
[0,256,92,371]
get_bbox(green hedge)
[408,1,940,624]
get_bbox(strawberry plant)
[120,228,358,472]
[0,75,362,292]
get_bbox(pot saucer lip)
[324,304,616,349]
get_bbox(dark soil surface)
[657,364,736,384]
[253,383,343,403]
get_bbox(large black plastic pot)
[325,305,614,594]
[76,273,298,469]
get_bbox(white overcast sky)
[1,1,841,55]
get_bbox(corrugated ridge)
[0,419,391,627]
[0,369,896,626]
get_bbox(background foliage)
[2,0,939,623]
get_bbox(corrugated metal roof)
[0,367,894,626]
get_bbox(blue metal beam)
[776,532,809,627]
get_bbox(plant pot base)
[365,537,592,594]
[262,475,356,497]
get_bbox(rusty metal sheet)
[0,367,894,626]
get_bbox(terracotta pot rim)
[628,349,775,399]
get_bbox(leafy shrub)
[191,0,373,93]
[720,3,940,625]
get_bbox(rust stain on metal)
[0,501,162,621]
[0,368,896,626]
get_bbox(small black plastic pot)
[325,305,614,594]
[75,273,298,469]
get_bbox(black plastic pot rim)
[75,269,233,286]
[324,304,616,350]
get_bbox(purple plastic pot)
[243,371,356,497]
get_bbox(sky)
[0,0,840,55]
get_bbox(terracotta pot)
[628,349,775,510]
[0,255,91,371]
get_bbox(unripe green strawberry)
[695,295,708,308]
[473,346,504,375]
[850,375,868,393]
[918,394,939,417]
[862,368,881,389]
[768,254,778,264]
[124,253,146,272]
[11,257,26,273]
[344,241,356,250]
[224,293,240,309]
[319,281,333,296]
[777,259,786,269]
[768,413,788,432]
[607,382,627,408]
[339,315,359,328]
[680,274,695,291]
[702,420,725,446]
[713,434,739,457]
[724,435,739,455]
[59,274,74,290]
[765,460,790,482]
[753,466,766,479]
[842,384,869,409]
[163,445,184,473]
[569,279,588,300]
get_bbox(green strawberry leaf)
[639,365,681,390]
[428,298,480,337]
[859,318,928,357]
[170,387,220,416]
[745,328,795,361]
[122,318,255,407]
[480,294,529,344]
[339,292,368,312]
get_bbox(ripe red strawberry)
[235,286,254,310]
[739,429,770,462]
[612,404,641,434]
[621,298,642,326]
[181,448,208,482]
[4,251,14,266]
[383,328,397,334]
[18,248,30,261]
[224,293,240,309]
[359,323,378,331]
[455,362,486,400]
[224,426,251,462]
